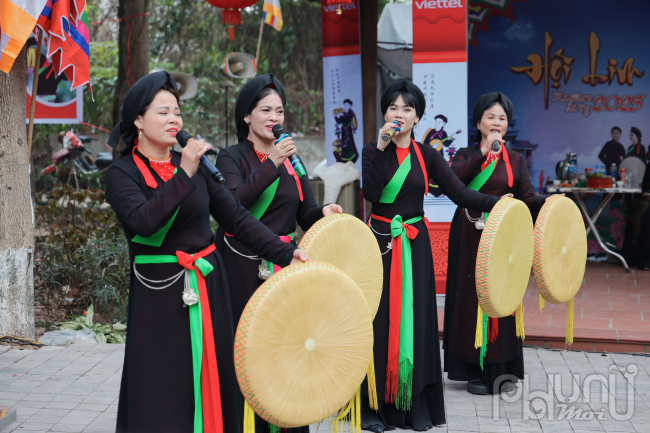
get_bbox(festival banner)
[468,0,649,255]
[322,0,363,173]
[25,35,83,124]
[412,0,468,293]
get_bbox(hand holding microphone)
[377,120,402,150]
[177,130,225,183]
[272,124,306,178]
[481,131,505,156]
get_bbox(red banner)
[413,0,466,64]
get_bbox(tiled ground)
[1,343,649,432]
[438,261,650,353]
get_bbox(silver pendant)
[475,213,485,230]
[182,287,199,306]
[258,260,273,281]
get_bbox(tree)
[111,0,151,159]
[0,47,35,339]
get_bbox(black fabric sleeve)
[427,145,498,213]
[598,142,608,165]
[362,142,389,203]
[450,146,485,184]
[513,152,545,213]
[204,170,296,267]
[216,150,281,208]
[295,157,325,231]
[642,160,650,193]
[105,163,196,238]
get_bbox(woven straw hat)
[533,195,587,304]
[234,261,373,428]
[298,213,383,319]
[476,198,534,318]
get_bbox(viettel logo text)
[415,0,464,9]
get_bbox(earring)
[138,129,143,140]
[245,120,250,125]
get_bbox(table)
[546,186,642,272]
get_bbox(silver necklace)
[465,209,485,230]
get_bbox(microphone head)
[176,130,193,148]
[271,124,287,139]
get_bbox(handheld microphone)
[271,124,306,178]
[492,133,503,152]
[176,130,225,184]
[381,120,402,142]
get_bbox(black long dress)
[106,149,296,433]
[361,140,498,430]
[627,143,647,162]
[215,139,324,433]
[443,145,544,394]
[335,110,359,163]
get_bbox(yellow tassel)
[515,302,525,340]
[539,293,545,312]
[474,303,483,349]
[367,353,378,411]
[332,388,361,433]
[244,400,256,433]
[566,297,574,346]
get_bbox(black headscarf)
[380,80,426,119]
[472,92,513,142]
[631,127,642,142]
[235,73,286,142]
[108,71,178,155]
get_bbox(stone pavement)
[0,344,649,432]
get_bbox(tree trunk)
[112,0,150,159]
[0,47,35,339]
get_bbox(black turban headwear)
[380,80,426,119]
[631,127,642,141]
[235,73,286,142]
[472,92,513,142]
[108,71,178,155]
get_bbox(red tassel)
[222,9,241,25]
[488,317,499,344]
[228,26,235,40]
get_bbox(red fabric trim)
[255,150,269,164]
[488,317,498,344]
[176,244,223,433]
[283,159,303,201]
[149,158,175,183]
[395,147,410,165]
[132,146,158,189]
[272,235,293,273]
[411,139,429,196]
[502,148,514,188]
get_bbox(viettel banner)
[321,0,364,173]
[412,0,468,223]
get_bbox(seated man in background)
[598,126,625,175]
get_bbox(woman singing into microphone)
[442,92,546,395]
[215,74,341,433]
[105,72,309,433]
[362,81,499,431]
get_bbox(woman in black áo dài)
[361,81,500,432]
[442,92,546,395]
[105,72,309,433]
[215,74,342,433]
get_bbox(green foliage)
[60,304,127,344]
[35,184,130,324]
[148,0,324,142]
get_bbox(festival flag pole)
[255,17,264,70]
[27,29,44,159]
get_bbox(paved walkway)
[0,344,649,432]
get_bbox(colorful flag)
[0,0,48,72]
[37,0,91,95]
[263,0,283,31]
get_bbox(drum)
[475,198,534,318]
[298,213,383,319]
[619,156,646,189]
[533,195,587,305]
[234,261,373,428]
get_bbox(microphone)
[492,140,501,152]
[381,120,402,142]
[271,124,306,178]
[176,130,225,184]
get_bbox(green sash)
[466,159,498,223]
[379,154,411,204]
[248,178,280,220]
[132,168,179,247]
[133,254,214,433]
